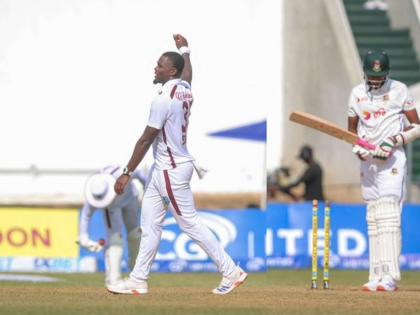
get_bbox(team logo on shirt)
[383,95,389,101]
[372,60,382,72]
[374,108,386,118]
[391,168,398,175]
[363,111,371,120]
[362,108,386,121]
[162,196,170,209]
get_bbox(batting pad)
[366,202,381,281]
[105,233,124,286]
[376,196,401,280]
[127,228,142,270]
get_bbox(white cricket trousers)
[130,161,237,281]
[361,148,405,281]
[360,148,406,202]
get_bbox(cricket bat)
[289,111,376,150]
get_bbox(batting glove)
[352,144,370,161]
[77,235,105,253]
[372,137,395,160]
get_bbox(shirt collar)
[365,78,391,95]
[157,78,181,95]
[162,78,181,89]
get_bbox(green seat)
[346,9,387,16]
[353,28,409,38]
[390,59,420,70]
[359,48,417,59]
[348,16,390,26]
[344,0,368,4]
[356,37,412,47]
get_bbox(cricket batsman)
[349,50,420,291]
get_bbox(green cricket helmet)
[363,50,390,89]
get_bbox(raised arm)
[173,34,192,84]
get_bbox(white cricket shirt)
[347,79,416,145]
[147,78,194,170]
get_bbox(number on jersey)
[182,101,192,145]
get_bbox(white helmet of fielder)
[85,173,117,208]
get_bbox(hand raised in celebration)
[173,34,188,49]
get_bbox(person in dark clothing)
[285,145,325,201]
[267,166,298,201]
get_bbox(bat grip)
[356,138,376,151]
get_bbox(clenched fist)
[173,34,188,49]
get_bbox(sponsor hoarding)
[0,208,78,258]
[1,203,420,273]
[266,203,420,270]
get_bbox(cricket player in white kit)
[107,34,247,295]
[78,165,146,288]
[349,50,420,292]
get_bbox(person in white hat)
[78,165,147,288]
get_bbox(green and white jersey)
[347,79,415,145]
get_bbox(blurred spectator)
[267,166,298,201]
[363,0,388,11]
[283,145,325,201]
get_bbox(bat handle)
[356,138,376,151]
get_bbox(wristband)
[122,167,133,177]
[179,46,190,55]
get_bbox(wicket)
[311,200,331,289]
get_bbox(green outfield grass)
[1,270,420,315]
